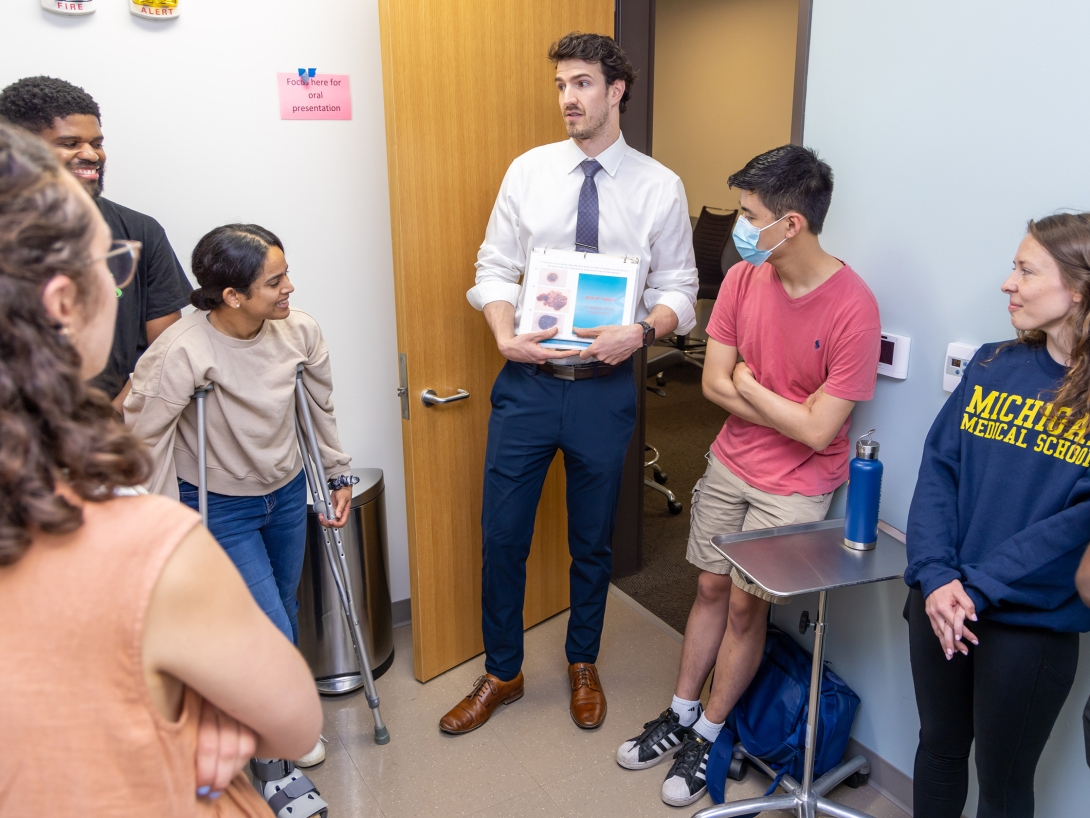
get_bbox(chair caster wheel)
[727,757,747,781]
[653,470,668,485]
[845,772,868,788]
[656,373,666,386]
[667,500,683,515]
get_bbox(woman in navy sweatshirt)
[906,213,1090,818]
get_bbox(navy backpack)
[705,625,860,804]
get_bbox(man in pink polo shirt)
[616,145,881,807]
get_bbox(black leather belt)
[535,361,615,381]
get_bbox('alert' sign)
[130,0,178,19]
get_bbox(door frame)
[610,0,656,578]
[790,0,813,145]
[614,0,656,156]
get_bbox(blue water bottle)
[844,430,882,551]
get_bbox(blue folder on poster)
[572,274,628,329]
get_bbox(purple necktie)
[575,159,603,253]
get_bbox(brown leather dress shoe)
[438,671,524,734]
[569,662,607,729]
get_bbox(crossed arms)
[701,337,856,452]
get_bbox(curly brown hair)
[0,121,150,565]
[548,32,637,114]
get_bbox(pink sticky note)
[277,73,352,120]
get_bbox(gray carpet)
[614,358,729,633]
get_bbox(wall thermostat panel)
[944,342,979,392]
[877,332,910,379]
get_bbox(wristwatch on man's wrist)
[638,320,656,348]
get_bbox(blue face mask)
[732,213,788,266]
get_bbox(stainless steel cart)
[693,518,907,818]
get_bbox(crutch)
[193,384,333,815]
[293,363,389,745]
[192,384,214,527]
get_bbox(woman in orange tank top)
[0,124,322,815]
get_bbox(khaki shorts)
[686,452,833,603]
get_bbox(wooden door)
[379,0,616,681]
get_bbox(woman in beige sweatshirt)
[125,224,351,806]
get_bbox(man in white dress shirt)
[439,32,697,735]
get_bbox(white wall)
[0,1,410,604]
[790,1,1090,813]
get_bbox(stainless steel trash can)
[296,467,395,695]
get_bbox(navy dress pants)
[481,359,637,681]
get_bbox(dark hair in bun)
[189,223,284,311]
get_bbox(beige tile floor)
[307,589,910,818]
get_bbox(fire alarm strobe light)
[42,0,96,15]
[130,0,178,19]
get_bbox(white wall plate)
[944,342,979,392]
[877,331,910,379]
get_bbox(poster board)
[517,248,640,350]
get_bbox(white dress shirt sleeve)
[643,176,699,335]
[467,162,525,310]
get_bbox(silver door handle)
[421,388,470,407]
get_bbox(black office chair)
[673,207,740,364]
[645,345,685,515]
[695,206,740,299]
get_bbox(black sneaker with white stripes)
[616,707,696,770]
[660,734,712,807]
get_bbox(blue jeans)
[179,470,308,644]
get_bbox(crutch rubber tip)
[374,726,390,745]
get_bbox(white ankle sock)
[671,695,701,727]
[692,713,724,743]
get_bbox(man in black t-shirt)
[0,76,192,411]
